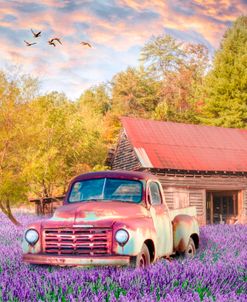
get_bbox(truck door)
[148,181,173,257]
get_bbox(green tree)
[111,66,160,117]
[24,92,108,198]
[0,71,36,225]
[140,35,185,79]
[140,35,209,123]
[200,16,247,127]
[153,44,208,123]
[79,84,111,116]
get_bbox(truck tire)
[184,237,196,258]
[131,243,150,268]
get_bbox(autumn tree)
[79,84,111,116]
[0,71,37,225]
[140,35,209,123]
[0,72,109,225]
[200,16,247,127]
[24,92,108,198]
[140,35,185,79]
[111,67,160,117]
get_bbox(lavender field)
[0,213,246,302]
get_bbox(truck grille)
[43,228,112,255]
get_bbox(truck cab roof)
[72,170,159,182]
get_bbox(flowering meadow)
[0,213,246,302]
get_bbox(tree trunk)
[0,200,22,226]
[42,179,49,198]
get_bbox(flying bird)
[51,37,62,44]
[31,29,41,38]
[51,38,62,45]
[24,40,37,46]
[48,38,62,47]
[48,39,56,47]
[80,41,92,48]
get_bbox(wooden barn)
[109,117,247,225]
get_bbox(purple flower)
[0,213,246,301]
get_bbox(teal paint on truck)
[22,170,200,267]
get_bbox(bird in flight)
[48,40,56,47]
[52,38,62,44]
[48,38,62,47]
[80,41,92,48]
[31,29,41,38]
[24,40,37,46]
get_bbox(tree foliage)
[111,67,160,117]
[24,92,108,198]
[140,35,185,79]
[140,36,209,122]
[0,75,108,224]
[1,15,246,224]
[0,72,33,225]
[200,16,247,127]
[79,84,111,116]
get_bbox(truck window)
[69,178,143,203]
[149,182,162,205]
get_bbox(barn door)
[206,191,238,224]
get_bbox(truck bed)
[169,206,197,221]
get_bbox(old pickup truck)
[22,170,199,268]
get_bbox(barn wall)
[242,190,247,223]
[155,173,247,190]
[162,186,206,225]
[112,131,141,171]
[189,190,206,225]
[157,173,247,225]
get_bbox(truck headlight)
[25,229,39,245]
[115,229,129,245]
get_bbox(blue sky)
[0,0,246,99]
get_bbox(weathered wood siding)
[156,173,247,225]
[163,191,174,210]
[189,190,205,225]
[112,131,141,170]
[154,173,247,190]
[162,186,205,224]
[242,190,247,223]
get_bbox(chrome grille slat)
[43,228,111,255]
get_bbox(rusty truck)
[22,170,199,268]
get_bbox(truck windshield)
[68,178,143,203]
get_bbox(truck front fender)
[172,215,199,252]
[112,218,156,257]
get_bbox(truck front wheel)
[131,243,150,268]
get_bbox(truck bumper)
[23,254,131,267]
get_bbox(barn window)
[206,191,238,224]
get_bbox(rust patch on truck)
[22,170,199,267]
[173,214,199,252]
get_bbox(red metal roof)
[121,117,247,172]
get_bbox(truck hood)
[45,201,149,228]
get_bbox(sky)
[0,0,246,99]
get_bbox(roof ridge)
[131,141,247,151]
[121,116,247,132]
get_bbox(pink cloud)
[118,0,246,47]
[0,0,246,99]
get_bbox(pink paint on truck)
[22,170,199,267]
